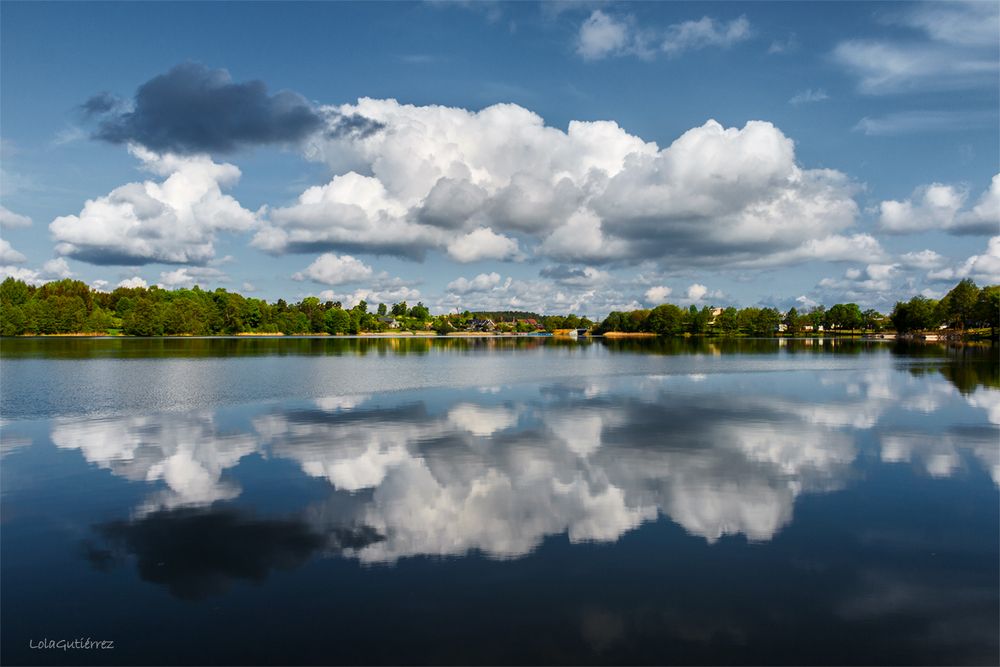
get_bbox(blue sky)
[1,1,997,317]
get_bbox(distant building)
[377,316,400,329]
[467,318,496,332]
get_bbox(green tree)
[122,300,164,336]
[410,302,430,321]
[646,304,685,335]
[324,308,351,334]
[974,285,999,335]
[940,279,980,329]
[84,307,114,333]
[783,307,799,334]
[718,307,740,335]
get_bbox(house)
[467,318,496,332]
[377,316,400,329]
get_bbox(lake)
[1,337,997,665]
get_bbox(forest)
[0,276,995,337]
[0,277,591,336]
[595,279,998,336]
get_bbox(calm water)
[1,337,997,665]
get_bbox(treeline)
[0,278,591,336]
[1,276,995,338]
[889,280,998,333]
[597,279,999,337]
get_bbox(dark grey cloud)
[90,507,383,600]
[79,91,121,117]
[327,113,385,140]
[90,63,326,154]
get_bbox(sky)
[1,1,998,318]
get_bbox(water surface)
[1,338,997,665]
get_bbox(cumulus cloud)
[0,257,73,286]
[254,171,435,259]
[317,283,421,309]
[446,226,520,262]
[261,99,862,271]
[0,205,32,228]
[0,238,27,264]
[686,283,708,302]
[117,276,148,289]
[87,63,326,154]
[292,253,374,286]
[899,249,946,270]
[818,263,901,295]
[158,266,228,288]
[878,175,999,235]
[927,236,1000,285]
[446,272,504,294]
[644,285,672,304]
[50,145,258,265]
[832,2,1000,94]
[735,234,885,268]
[577,11,632,60]
[437,271,632,317]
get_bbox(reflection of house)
[467,318,496,332]
[377,316,400,329]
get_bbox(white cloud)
[317,284,421,309]
[446,272,504,294]
[0,257,73,285]
[927,236,1000,285]
[50,145,258,265]
[292,253,374,286]
[662,16,750,56]
[254,171,433,258]
[446,226,520,263]
[879,175,999,235]
[768,34,798,55]
[158,266,228,288]
[0,205,32,228]
[737,234,885,268]
[789,88,829,105]
[815,263,904,305]
[686,283,708,302]
[117,276,148,289]
[899,249,945,270]
[644,285,672,303]
[0,238,27,264]
[576,11,631,60]
[833,2,1000,94]
[854,110,995,136]
[42,258,73,279]
[260,99,860,271]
